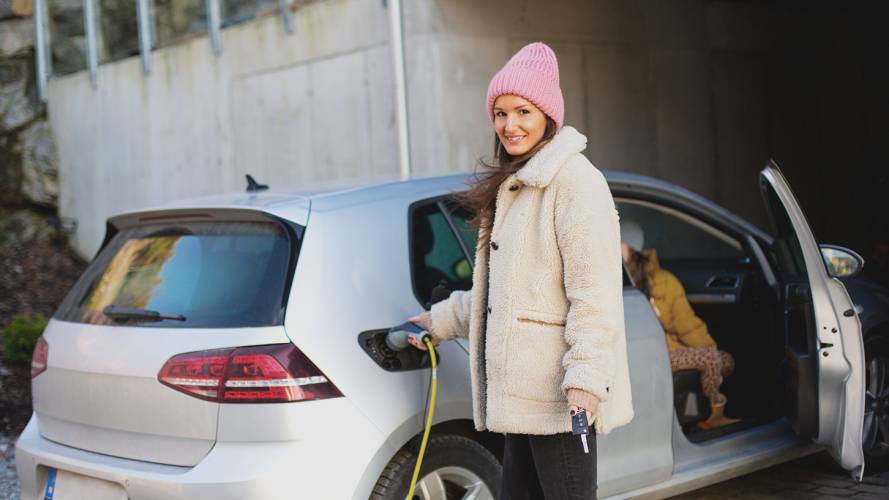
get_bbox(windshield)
[55,219,298,328]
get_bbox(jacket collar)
[515,126,587,188]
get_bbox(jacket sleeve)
[665,273,716,349]
[429,289,473,341]
[555,162,624,403]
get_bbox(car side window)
[410,200,474,307]
[616,200,744,260]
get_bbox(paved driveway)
[674,452,889,499]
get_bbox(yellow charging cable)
[406,337,438,500]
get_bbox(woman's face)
[493,94,548,156]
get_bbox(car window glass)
[445,203,478,263]
[411,202,473,306]
[55,220,294,328]
[616,200,743,260]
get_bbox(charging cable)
[406,337,437,499]
[386,322,438,499]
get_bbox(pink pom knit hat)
[486,42,564,130]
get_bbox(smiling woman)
[407,42,632,499]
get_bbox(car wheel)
[864,334,889,472]
[371,434,502,500]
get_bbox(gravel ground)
[0,434,20,500]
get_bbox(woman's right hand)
[407,312,434,350]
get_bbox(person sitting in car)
[620,219,740,430]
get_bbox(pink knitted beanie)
[486,42,564,130]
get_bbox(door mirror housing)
[820,244,865,278]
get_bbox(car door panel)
[661,259,746,306]
[598,289,674,497]
[760,162,865,478]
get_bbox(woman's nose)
[504,115,520,132]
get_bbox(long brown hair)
[459,117,558,243]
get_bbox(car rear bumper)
[15,410,391,500]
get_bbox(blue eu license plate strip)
[44,467,57,500]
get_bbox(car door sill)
[607,441,820,499]
[603,419,822,499]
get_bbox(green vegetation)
[2,314,48,366]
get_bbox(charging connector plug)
[385,321,430,351]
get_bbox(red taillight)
[157,348,231,402]
[31,337,48,379]
[158,344,342,404]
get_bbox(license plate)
[43,468,128,500]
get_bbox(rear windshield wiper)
[103,305,186,323]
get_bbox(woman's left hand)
[567,389,599,425]
[569,405,595,427]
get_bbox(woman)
[620,219,739,430]
[409,42,633,499]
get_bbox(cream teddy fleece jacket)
[430,126,634,435]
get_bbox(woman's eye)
[520,109,530,115]
[495,111,506,117]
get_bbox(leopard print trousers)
[669,347,735,404]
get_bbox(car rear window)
[55,219,297,328]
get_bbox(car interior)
[616,198,789,443]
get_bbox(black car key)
[571,409,590,454]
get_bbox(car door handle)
[705,275,739,289]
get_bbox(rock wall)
[0,0,59,209]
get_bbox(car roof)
[110,170,769,240]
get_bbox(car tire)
[370,434,502,500]
[864,333,889,473]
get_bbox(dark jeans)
[501,431,597,500]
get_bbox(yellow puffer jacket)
[641,249,717,352]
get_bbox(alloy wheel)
[413,465,495,500]
[864,354,889,457]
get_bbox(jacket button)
[487,306,492,314]
[606,387,610,393]
[491,241,499,250]
[509,185,519,191]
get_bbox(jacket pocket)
[504,310,568,403]
[516,317,566,327]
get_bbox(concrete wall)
[49,0,888,259]
[48,0,397,257]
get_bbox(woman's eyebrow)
[493,104,530,112]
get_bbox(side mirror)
[820,244,865,279]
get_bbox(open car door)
[760,161,865,479]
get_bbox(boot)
[697,395,740,430]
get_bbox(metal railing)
[33,0,298,100]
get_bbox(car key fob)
[571,410,589,436]
[572,410,591,454]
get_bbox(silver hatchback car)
[15,163,881,499]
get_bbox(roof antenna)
[245,174,269,192]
